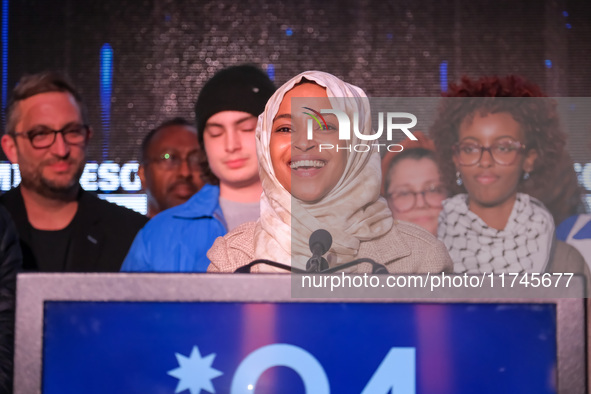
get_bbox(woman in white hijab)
[207,71,452,273]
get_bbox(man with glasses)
[121,65,275,272]
[139,118,204,218]
[0,71,147,272]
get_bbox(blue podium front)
[42,301,557,394]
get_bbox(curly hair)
[430,75,568,199]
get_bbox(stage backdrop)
[1,0,590,213]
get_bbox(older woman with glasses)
[431,75,586,275]
[383,132,446,236]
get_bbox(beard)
[19,157,85,201]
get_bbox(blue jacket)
[121,184,227,272]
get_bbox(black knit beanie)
[194,65,276,145]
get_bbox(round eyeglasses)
[146,151,201,171]
[11,124,90,149]
[388,184,447,213]
[452,140,527,166]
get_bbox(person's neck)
[20,186,79,231]
[219,181,262,203]
[468,194,517,231]
[146,198,159,218]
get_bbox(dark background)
[1,0,590,198]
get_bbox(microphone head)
[309,229,332,255]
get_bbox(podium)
[14,273,586,393]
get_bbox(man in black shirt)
[0,71,147,272]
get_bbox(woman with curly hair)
[431,75,585,274]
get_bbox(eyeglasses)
[11,123,90,149]
[453,140,527,166]
[388,184,447,213]
[146,151,201,171]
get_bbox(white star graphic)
[167,346,223,394]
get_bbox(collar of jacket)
[169,184,224,220]
[1,185,108,271]
[223,221,412,270]
[0,185,96,236]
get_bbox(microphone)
[322,257,389,274]
[234,258,387,274]
[306,229,388,274]
[234,259,306,273]
[234,229,388,274]
[306,229,332,272]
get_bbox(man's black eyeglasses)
[10,124,90,149]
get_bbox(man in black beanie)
[122,65,275,272]
[194,65,275,229]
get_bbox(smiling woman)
[431,75,587,276]
[207,71,452,273]
[270,82,347,203]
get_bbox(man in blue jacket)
[121,65,275,272]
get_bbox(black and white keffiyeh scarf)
[438,193,554,274]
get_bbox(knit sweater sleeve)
[206,236,228,273]
[207,222,257,273]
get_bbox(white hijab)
[253,71,393,270]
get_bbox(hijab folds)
[253,71,394,270]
